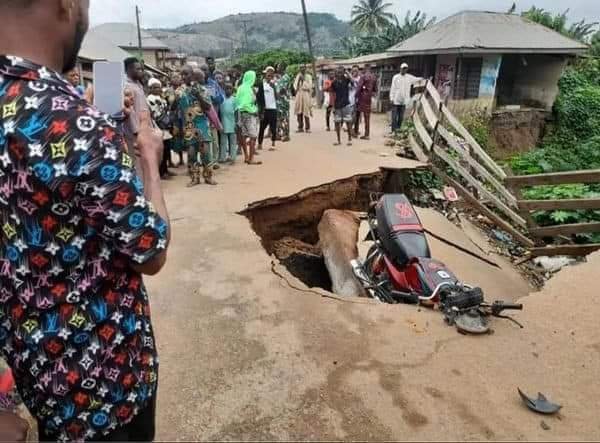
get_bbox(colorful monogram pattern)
[0,56,165,441]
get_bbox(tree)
[351,0,394,33]
[522,7,598,43]
[591,31,600,57]
[342,10,435,57]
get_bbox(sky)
[90,0,600,28]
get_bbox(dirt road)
[148,109,600,441]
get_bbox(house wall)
[435,54,502,115]
[497,54,567,110]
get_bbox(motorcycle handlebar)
[486,301,523,316]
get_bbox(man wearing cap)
[390,63,420,132]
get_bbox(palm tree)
[351,0,395,33]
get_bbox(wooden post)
[301,0,321,107]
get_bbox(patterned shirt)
[0,55,166,441]
[178,83,212,144]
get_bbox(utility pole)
[135,5,144,65]
[239,19,251,54]
[301,0,321,105]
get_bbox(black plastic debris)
[518,388,562,415]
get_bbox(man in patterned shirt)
[0,1,171,441]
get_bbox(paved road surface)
[148,109,600,440]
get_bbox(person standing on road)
[323,71,336,132]
[200,64,224,169]
[331,67,354,146]
[349,65,361,137]
[355,64,378,140]
[219,83,238,164]
[124,57,152,160]
[293,65,314,133]
[274,63,291,142]
[166,73,185,168]
[147,78,175,179]
[180,66,217,186]
[0,1,171,441]
[237,70,262,165]
[390,62,420,132]
[257,67,278,151]
[206,56,217,80]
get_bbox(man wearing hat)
[390,62,420,132]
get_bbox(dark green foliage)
[232,50,312,77]
[591,31,600,57]
[510,58,600,235]
[521,7,598,42]
[511,59,600,176]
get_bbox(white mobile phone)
[93,61,124,116]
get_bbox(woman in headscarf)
[293,65,314,133]
[236,70,262,165]
[274,63,291,142]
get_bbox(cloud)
[90,0,600,29]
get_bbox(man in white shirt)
[258,66,279,150]
[389,63,419,132]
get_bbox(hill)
[148,12,351,58]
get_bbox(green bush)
[509,59,600,238]
[511,58,600,175]
[460,110,495,153]
[555,85,600,137]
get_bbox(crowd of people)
[0,0,424,438]
[60,57,418,190]
[78,57,300,188]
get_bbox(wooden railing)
[505,169,600,257]
[409,81,534,248]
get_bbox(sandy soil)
[147,109,600,441]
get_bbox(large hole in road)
[240,168,431,292]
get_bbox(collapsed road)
[139,111,599,440]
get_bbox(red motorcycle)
[351,194,522,334]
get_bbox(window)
[454,57,482,100]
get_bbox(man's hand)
[136,121,164,169]
[0,411,29,442]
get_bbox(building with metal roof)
[333,11,589,114]
[387,11,588,55]
[85,23,170,69]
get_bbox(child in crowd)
[219,83,238,164]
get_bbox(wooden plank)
[420,94,439,129]
[425,81,442,109]
[505,169,600,187]
[530,222,600,238]
[529,244,600,258]
[407,133,429,163]
[433,145,527,228]
[441,106,507,180]
[430,164,535,248]
[518,198,600,211]
[412,111,433,151]
[506,181,539,230]
[437,125,518,208]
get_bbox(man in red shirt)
[323,71,336,132]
